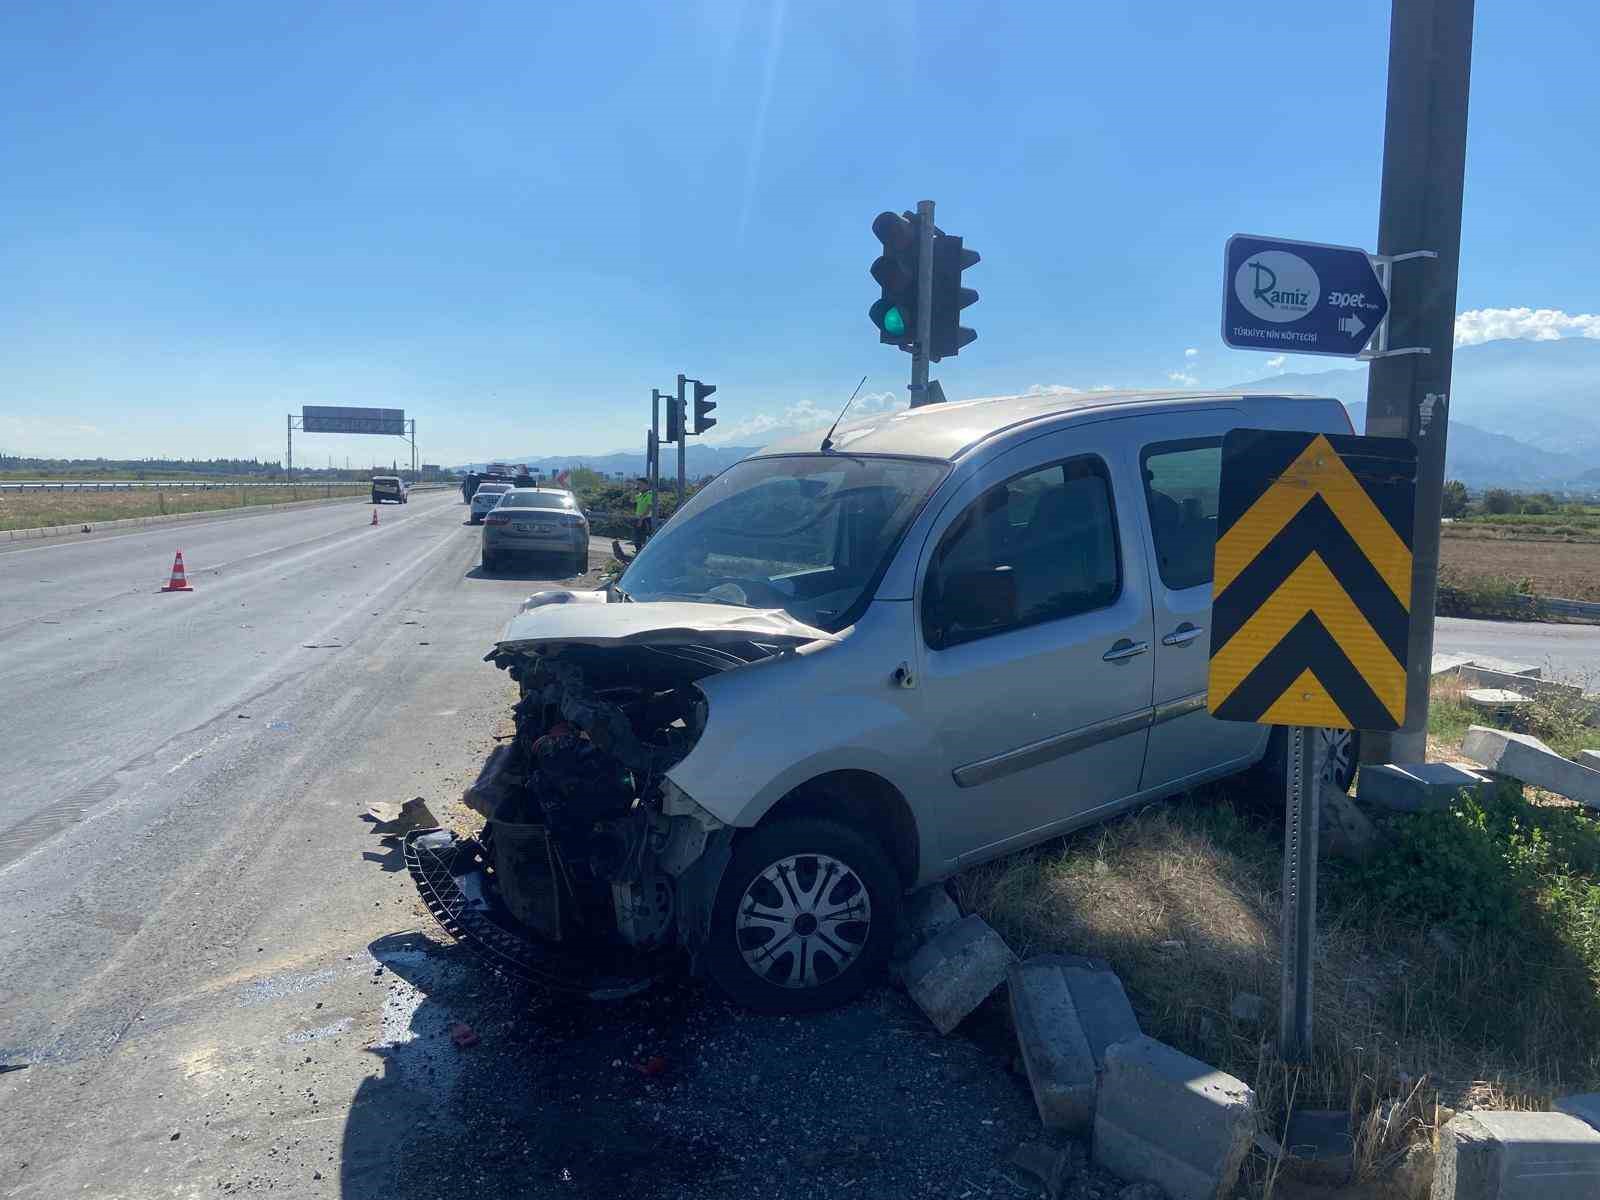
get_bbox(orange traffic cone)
[161,550,194,592]
[371,508,379,526]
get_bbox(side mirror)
[934,566,1017,645]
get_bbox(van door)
[915,427,1155,864]
[1133,414,1268,793]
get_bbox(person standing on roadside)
[632,477,654,551]
[464,471,480,502]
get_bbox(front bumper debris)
[403,828,660,1001]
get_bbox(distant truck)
[371,475,408,504]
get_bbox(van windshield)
[619,454,946,631]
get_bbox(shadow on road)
[462,558,585,583]
[336,932,1037,1200]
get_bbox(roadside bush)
[1435,569,1539,619]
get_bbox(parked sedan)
[468,482,513,524]
[481,488,590,575]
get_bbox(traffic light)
[665,395,683,444]
[869,210,919,346]
[692,380,717,435]
[929,233,979,361]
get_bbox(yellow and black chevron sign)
[1207,429,1417,731]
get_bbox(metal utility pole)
[675,374,687,510]
[286,414,293,484]
[650,389,663,530]
[1362,0,1475,764]
[909,199,936,406]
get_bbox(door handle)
[1161,623,1204,647]
[1102,638,1150,662]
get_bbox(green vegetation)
[0,482,368,532]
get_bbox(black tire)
[1246,727,1360,797]
[482,553,498,573]
[470,515,482,525]
[571,550,588,576]
[704,817,899,1014]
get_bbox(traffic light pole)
[909,199,936,407]
[1361,0,1475,765]
[675,374,687,511]
[650,389,662,531]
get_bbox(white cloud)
[1454,307,1600,346]
[1167,371,1199,387]
[1091,384,1118,392]
[708,390,904,445]
[1266,355,1286,370]
[1024,384,1082,396]
[1184,347,1199,359]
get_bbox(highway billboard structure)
[287,407,417,479]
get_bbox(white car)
[407,389,1358,1012]
[468,482,513,524]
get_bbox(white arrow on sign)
[1338,314,1366,338]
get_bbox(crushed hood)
[495,589,837,653]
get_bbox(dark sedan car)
[481,488,590,575]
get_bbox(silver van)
[407,390,1356,1012]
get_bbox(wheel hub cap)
[735,853,872,990]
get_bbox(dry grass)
[958,776,1600,1194]
[1438,530,1600,601]
[0,483,368,531]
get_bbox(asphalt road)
[0,492,1053,1200]
[1435,615,1600,685]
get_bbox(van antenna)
[821,376,868,454]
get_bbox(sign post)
[1221,235,1389,359]
[1208,429,1417,1061]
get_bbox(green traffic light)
[882,306,907,337]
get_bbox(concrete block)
[1460,665,1581,702]
[1008,958,1098,1134]
[1432,652,1475,677]
[892,885,961,961]
[1432,1110,1600,1199]
[1555,1093,1600,1133]
[902,914,1016,1035]
[1281,1109,1353,1185]
[1461,726,1600,808]
[1094,1035,1255,1200]
[1360,761,1494,813]
[1321,787,1378,861]
[1228,992,1266,1025]
[1464,657,1542,679]
[1052,957,1141,1070]
[1464,688,1535,717]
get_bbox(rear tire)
[1246,727,1360,797]
[571,550,588,576]
[482,552,498,573]
[704,818,898,1014]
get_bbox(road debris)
[903,915,1016,1035]
[1463,724,1600,807]
[448,1021,479,1049]
[363,797,439,837]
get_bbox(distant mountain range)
[1229,336,1600,489]
[458,338,1600,491]
[454,442,759,480]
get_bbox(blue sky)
[2,0,1597,466]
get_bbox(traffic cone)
[161,551,194,592]
[371,508,379,526]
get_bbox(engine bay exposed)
[470,640,749,957]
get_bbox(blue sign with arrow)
[1222,234,1389,358]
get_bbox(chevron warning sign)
[1207,429,1417,731]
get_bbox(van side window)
[1141,439,1221,590]
[923,456,1121,650]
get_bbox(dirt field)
[1440,529,1600,599]
[0,483,368,532]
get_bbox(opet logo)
[1234,250,1320,323]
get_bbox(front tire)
[704,818,898,1014]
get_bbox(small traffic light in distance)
[930,233,979,362]
[692,381,717,435]
[869,210,919,346]
[665,396,683,444]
